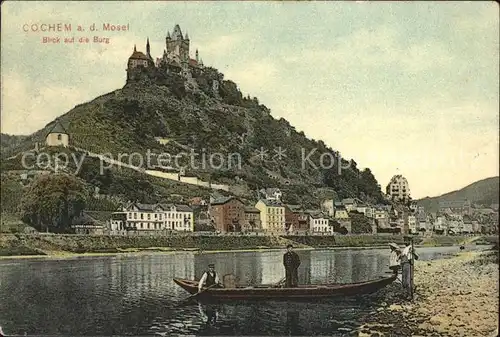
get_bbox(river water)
[0,245,491,336]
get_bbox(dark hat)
[286,244,293,248]
[208,263,215,268]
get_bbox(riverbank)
[0,233,497,259]
[356,247,499,336]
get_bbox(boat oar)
[183,283,218,302]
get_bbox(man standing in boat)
[399,236,418,299]
[198,263,222,293]
[283,244,301,287]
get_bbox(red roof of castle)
[129,51,149,60]
[189,58,198,66]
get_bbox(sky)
[1,1,498,199]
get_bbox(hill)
[416,176,499,212]
[1,133,27,156]
[1,46,386,209]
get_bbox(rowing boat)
[173,274,397,300]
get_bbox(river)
[0,245,491,336]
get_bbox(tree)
[349,212,372,233]
[20,174,89,233]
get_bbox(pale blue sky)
[1,1,498,198]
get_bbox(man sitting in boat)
[389,242,401,275]
[283,244,301,288]
[198,263,223,293]
[398,236,419,299]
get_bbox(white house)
[115,202,194,232]
[259,188,282,201]
[434,215,448,233]
[309,212,332,234]
[408,215,417,234]
[364,206,375,218]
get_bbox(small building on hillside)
[72,212,105,235]
[259,188,282,201]
[45,119,69,147]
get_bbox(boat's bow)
[173,278,198,295]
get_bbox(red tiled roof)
[129,51,149,60]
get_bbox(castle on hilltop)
[126,24,214,91]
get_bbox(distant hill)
[1,133,28,156]
[416,177,499,212]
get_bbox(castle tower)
[166,24,190,62]
[196,49,199,62]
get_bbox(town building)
[341,198,362,213]
[374,207,390,228]
[285,205,310,233]
[244,206,261,232]
[334,205,350,219]
[45,119,69,147]
[433,214,447,234]
[439,200,472,216]
[321,199,335,217]
[208,196,245,232]
[462,215,473,234]
[446,214,464,234]
[408,214,417,234]
[308,211,332,234]
[255,199,286,233]
[113,202,194,232]
[385,175,411,202]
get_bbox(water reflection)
[0,245,489,336]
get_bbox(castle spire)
[146,37,151,57]
[134,44,137,52]
[167,31,171,39]
[195,49,199,62]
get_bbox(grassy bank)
[1,234,497,258]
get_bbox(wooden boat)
[173,274,397,300]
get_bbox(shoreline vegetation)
[0,234,497,260]
[356,245,500,337]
